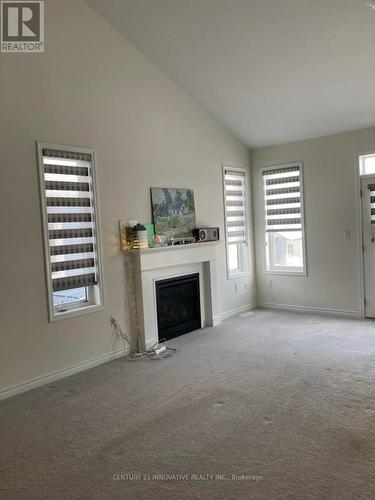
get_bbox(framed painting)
[150,187,196,238]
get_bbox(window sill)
[264,269,307,277]
[227,271,251,280]
[50,303,104,322]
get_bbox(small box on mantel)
[144,224,155,247]
[193,227,219,242]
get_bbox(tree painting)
[151,188,196,238]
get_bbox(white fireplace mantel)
[127,242,222,349]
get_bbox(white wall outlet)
[234,283,239,292]
[244,281,249,290]
[267,279,273,288]
[344,229,352,240]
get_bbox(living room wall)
[251,126,375,316]
[0,0,254,396]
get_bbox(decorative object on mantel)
[193,227,220,242]
[169,236,195,245]
[144,224,155,247]
[119,219,139,250]
[152,234,168,247]
[150,187,196,239]
[132,223,148,249]
[152,234,161,246]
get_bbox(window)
[223,166,249,278]
[262,162,306,274]
[37,143,104,321]
[359,153,375,176]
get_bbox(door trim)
[356,150,375,318]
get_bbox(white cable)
[111,318,179,360]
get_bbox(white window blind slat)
[48,237,95,247]
[45,190,92,198]
[51,267,97,280]
[50,252,96,264]
[47,206,93,214]
[48,222,93,230]
[44,173,90,183]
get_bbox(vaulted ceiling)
[86,0,375,147]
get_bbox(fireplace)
[127,242,220,349]
[155,273,201,341]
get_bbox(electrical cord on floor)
[111,318,179,360]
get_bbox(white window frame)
[37,142,105,322]
[358,150,375,177]
[261,161,307,276]
[222,165,250,279]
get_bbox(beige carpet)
[1,309,375,499]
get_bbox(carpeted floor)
[1,309,375,499]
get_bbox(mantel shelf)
[127,241,221,254]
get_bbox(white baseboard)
[257,302,362,318]
[0,347,129,401]
[220,303,257,321]
[1,302,361,401]
[211,316,222,327]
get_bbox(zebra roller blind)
[262,164,302,232]
[368,184,375,224]
[224,168,247,244]
[41,147,98,293]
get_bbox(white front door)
[361,177,375,318]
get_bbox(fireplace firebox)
[155,273,201,341]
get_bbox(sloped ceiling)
[85,0,375,147]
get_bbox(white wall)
[251,126,375,315]
[0,0,254,395]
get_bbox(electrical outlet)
[267,279,272,288]
[234,283,239,292]
[244,281,249,290]
[344,229,352,240]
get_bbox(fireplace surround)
[127,242,221,349]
